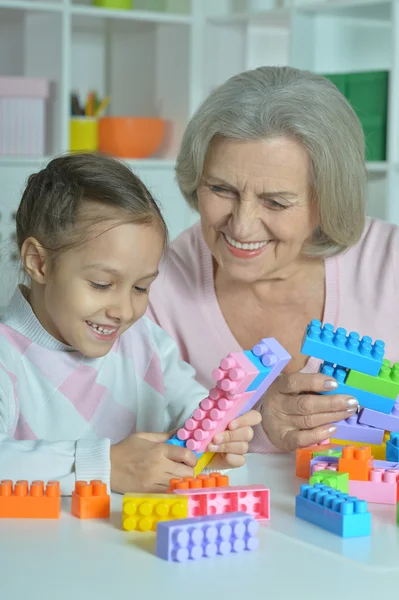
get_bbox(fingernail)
[324,380,338,390]
[327,426,337,434]
[346,398,358,407]
[213,434,223,444]
[208,444,218,452]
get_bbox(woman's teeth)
[224,233,269,250]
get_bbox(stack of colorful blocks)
[137,337,290,562]
[295,319,399,536]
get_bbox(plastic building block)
[212,352,260,395]
[374,459,399,469]
[296,483,371,537]
[359,401,399,432]
[71,480,110,519]
[310,456,339,476]
[0,480,60,519]
[296,443,341,478]
[386,433,399,462]
[346,359,399,399]
[241,338,291,401]
[397,500,399,525]
[122,494,188,532]
[301,319,385,376]
[338,446,373,481]
[156,511,259,562]
[169,472,230,491]
[349,468,399,504]
[312,448,342,458]
[193,451,214,476]
[320,363,395,414]
[173,484,270,521]
[309,470,349,493]
[333,413,384,445]
[331,434,388,460]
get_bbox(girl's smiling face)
[23,205,165,357]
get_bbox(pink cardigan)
[147,217,399,452]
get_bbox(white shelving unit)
[0,0,398,309]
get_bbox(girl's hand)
[206,409,262,469]
[260,372,359,451]
[110,431,197,494]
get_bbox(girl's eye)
[134,286,148,294]
[90,282,111,290]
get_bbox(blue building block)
[166,434,204,459]
[296,484,371,538]
[386,433,399,462]
[302,319,385,376]
[156,511,259,562]
[320,363,395,414]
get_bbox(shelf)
[0,1,63,11]
[208,9,291,28]
[296,0,391,21]
[70,5,192,24]
[0,156,176,169]
[366,161,389,172]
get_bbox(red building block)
[72,480,110,519]
[338,446,373,481]
[0,479,60,519]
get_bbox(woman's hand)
[260,372,359,451]
[207,409,262,469]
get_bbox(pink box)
[349,468,399,504]
[0,77,50,156]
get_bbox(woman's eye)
[90,282,111,290]
[209,185,235,196]
[264,199,286,210]
[134,286,148,294]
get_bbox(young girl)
[0,154,260,495]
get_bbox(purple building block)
[239,338,291,416]
[156,511,259,563]
[333,413,384,444]
[358,401,399,432]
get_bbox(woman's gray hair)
[176,66,366,257]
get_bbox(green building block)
[309,470,349,494]
[346,359,399,400]
[312,448,342,458]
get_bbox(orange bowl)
[98,117,166,159]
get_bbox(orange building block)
[338,446,373,481]
[296,443,341,479]
[0,480,60,519]
[72,480,110,519]
[168,472,230,492]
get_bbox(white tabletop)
[1,453,398,600]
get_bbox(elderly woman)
[147,66,399,455]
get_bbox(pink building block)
[358,401,399,432]
[312,462,338,474]
[349,469,399,504]
[333,413,384,445]
[177,338,290,453]
[212,352,259,395]
[174,485,270,521]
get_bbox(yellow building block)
[122,494,188,532]
[331,432,388,460]
[194,452,215,476]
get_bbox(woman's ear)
[21,237,50,284]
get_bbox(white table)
[1,453,398,600]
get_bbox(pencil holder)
[69,117,98,152]
[93,0,132,8]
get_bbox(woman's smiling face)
[197,136,319,283]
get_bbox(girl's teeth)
[224,233,268,250]
[87,321,115,335]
